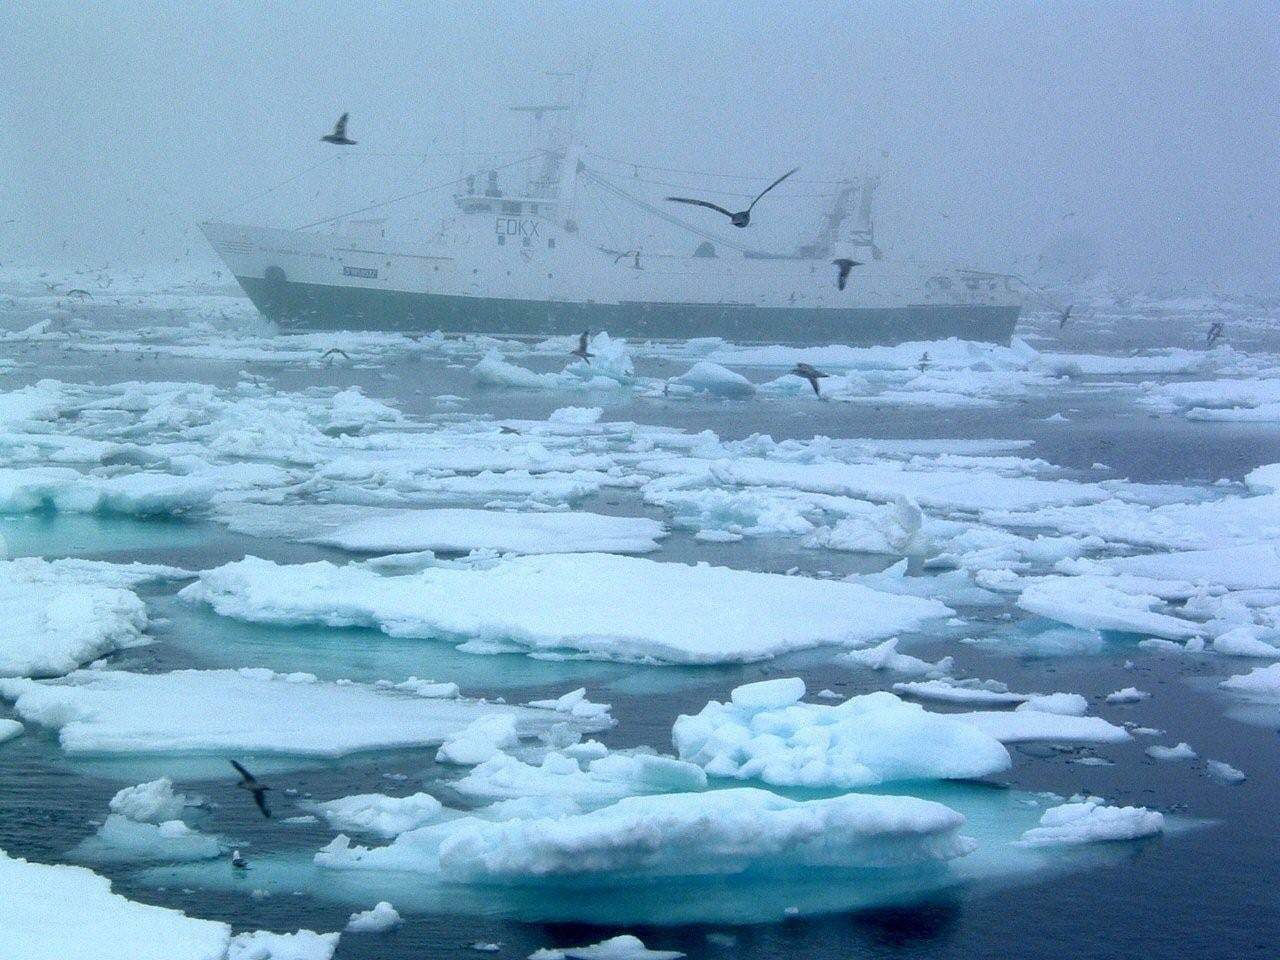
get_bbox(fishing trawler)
[202,98,1021,345]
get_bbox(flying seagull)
[1206,322,1224,345]
[614,250,641,269]
[66,289,93,299]
[833,258,863,291]
[321,347,350,363]
[230,760,272,819]
[1058,304,1073,328]
[665,167,799,228]
[499,425,522,435]
[321,113,357,146]
[791,362,829,397]
[571,330,593,364]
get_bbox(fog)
[3,1,1277,292]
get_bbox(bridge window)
[497,235,505,246]
[501,201,521,215]
[548,238,556,249]
[522,237,531,247]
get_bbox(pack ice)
[181,554,950,664]
[672,679,1012,787]
[0,668,590,756]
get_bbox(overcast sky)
[2,1,1277,291]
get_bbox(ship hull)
[235,274,1020,346]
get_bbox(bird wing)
[333,113,348,138]
[229,759,256,785]
[252,790,272,819]
[747,168,799,211]
[665,197,736,219]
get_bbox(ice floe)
[226,929,340,960]
[345,901,402,933]
[309,508,665,555]
[181,554,950,664]
[1219,663,1280,698]
[0,668,581,756]
[1017,799,1163,846]
[314,793,445,839]
[0,557,150,678]
[316,787,976,881]
[530,935,684,960]
[0,848,230,960]
[109,778,202,823]
[950,710,1130,744]
[672,680,1011,787]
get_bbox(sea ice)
[1146,742,1197,761]
[453,748,707,807]
[315,793,445,839]
[0,558,150,678]
[666,362,755,398]
[0,668,576,756]
[345,901,402,933]
[891,678,1029,707]
[1206,759,1246,783]
[530,935,685,960]
[181,554,950,664]
[1017,799,1164,846]
[1105,687,1151,704]
[311,509,665,555]
[951,710,1130,743]
[316,787,975,881]
[109,778,201,823]
[74,815,223,865]
[437,715,521,765]
[0,848,231,960]
[1219,663,1280,698]
[672,681,1011,787]
[841,637,954,677]
[0,718,24,744]
[1016,576,1201,639]
[226,929,340,960]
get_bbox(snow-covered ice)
[310,508,665,555]
[530,935,685,960]
[315,793,445,839]
[0,668,580,756]
[951,710,1130,744]
[181,554,950,664]
[1017,799,1164,846]
[345,901,402,933]
[316,787,976,881]
[672,680,1011,787]
[0,847,230,960]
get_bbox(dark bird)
[231,849,248,870]
[614,250,641,269]
[571,330,593,364]
[321,347,350,363]
[499,425,521,435]
[665,168,798,228]
[66,289,93,299]
[791,362,829,397]
[42,282,62,293]
[832,258,863,291]
[1058,304,1073,328]
[1206,322,1225,345]
[230,760,272,818]
[321,113,357,146]
[918,352,930,372]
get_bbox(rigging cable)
[292,154,541,231]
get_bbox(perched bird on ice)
[666,168,799,228]
[321,113,357,145]
[832,258,863,291]
[231,849,248,870]
[918,352,930,372]
[1058,304,1073,328]
[791,362,829,397]
[571,330,593,364]
[1206,322,1225,345]
[230,760,272,819]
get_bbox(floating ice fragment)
[1206,759,1246,783]
[674,683,1011,787]
[315,793,444,839]
[109,778,201,823]
[226,928,341,960]
[345,901,402,933]
[530,935,685,960]
[1017,798,1163,846]
[1105,687,1151,704]
[841,637,954,677]
[1146,742,1197,761]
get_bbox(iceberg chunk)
[1017,799,1163,846]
